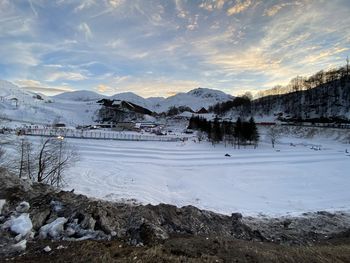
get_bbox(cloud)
[108,0,124,8]
[1,0,350,97]
[78,22,93,39]
[227,0,252,15]
[96,84,112,93]
[45,72,88,82]
[74,0,96,12]
[97,76,200,97]
[264,2,302,17]
[113,75,130,83]
[303,47,349,64]
[15,79,42,87]
[15,79,73,95]
[175,0,188,18]
[131,52,149,59]
[0,42,40,66]
[199,0,226,11]
[206,47,286,79]
[106,39,123,48]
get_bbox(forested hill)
[252,76,350,121]
[211,63,350,122]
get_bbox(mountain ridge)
[52,87,234,113]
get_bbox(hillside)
[211,66,350,123]
[54,87,233,113]
[1,80,235,126]
[0,81,100,126]
[53,90,106,102]
[0,80,49,102]
[154,88,233,113]
[252,78,350,121]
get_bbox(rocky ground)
[1,169,350,262]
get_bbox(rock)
[16,201,30,213]
[39,217,68,239]
[14,234,22,242]
[56,245,66,250]
[43,246,52,252]
[0,199,6,215]
[9,214,33,236]
[231,213,243,221]
[95,211,113,234]
[139,223,169,244]
[283,219,292,228]
[0,170,33,202]
[80,214,96,230]
[65,227,75,237]
[31,209,51,230]
[11,240,26,252]
[50,200,63,212]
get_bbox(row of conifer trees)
[188,116,259,147]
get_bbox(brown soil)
[3,235,350,263]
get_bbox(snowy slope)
[153,88,233,112]
[0,80,48,102]
[0,81,100,127]
[110,92,152,110]
[53,90,106,102]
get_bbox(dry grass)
[4,236,350,263]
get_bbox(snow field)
[63,137,350,216]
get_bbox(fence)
[22,128,186,142]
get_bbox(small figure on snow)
[225,153,231,157]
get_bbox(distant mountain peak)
[53,90,106,101]
[187,87,232,98]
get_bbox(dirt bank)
[1,169,350,262]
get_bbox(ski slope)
[63,136,350,216]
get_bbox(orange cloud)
[227,0,252,16]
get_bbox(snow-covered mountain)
[0,81,100,127]
[110,92,152,110]
[53,90,106,102]
[0,80,234,126]
[53,87,233,113]
[155,88,233,112]
[0,80,49,102]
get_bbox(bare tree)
[18,138,34,179]
[36,137,77,187]
[6,137,35,180]
[267,125,281,148]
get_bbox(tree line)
[188,115,259,148]
[256,59,350,98]
[208,60,350,121]
[208,95,252,116]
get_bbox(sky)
[0,0,349,97]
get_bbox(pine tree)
[249,117,259,148]
[241,121,251,145]
[234,117,242,149]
